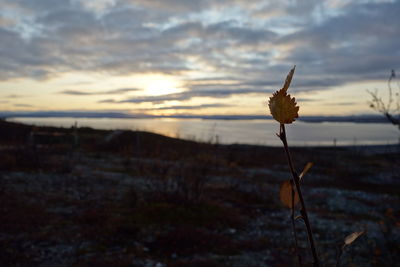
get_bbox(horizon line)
[0,110,394,124]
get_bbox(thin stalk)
[291,180,302,266]
[335,244,343,267]
[279,124,320,267]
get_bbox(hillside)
[0,120,399,266]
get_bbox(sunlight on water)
[9,117,400,146]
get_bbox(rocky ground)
[0,120,399,266]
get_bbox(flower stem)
[291,179,302,266]
[279,124,320,267]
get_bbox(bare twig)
[278,124,320,267]
[290,179,302,266]
[368,70,400,130]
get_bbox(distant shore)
[1,119,399,151]
[0,111,397,124]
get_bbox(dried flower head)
[268,66,299,124]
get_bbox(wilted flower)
[268,66,299,124]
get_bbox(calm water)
[9,117,400,146]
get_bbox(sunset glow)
[0,0,398,117]
[140,74,184,96]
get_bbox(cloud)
[328,101,359,106]
[128,0,207,12]
[60,90,99,96]
[59,88,140,96]
[278,1,400,79]
[138,103,231,111]
[296,98,319,103]
[0,0,398,100]
[100,88,271,104]
[5,94,23,98]
[98,99,117,103]
[13,103,34,107]
[106,88,140,94]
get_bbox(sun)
[140,74,183,96]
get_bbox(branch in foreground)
[279,124,320,267]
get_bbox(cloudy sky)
[0,0,399,116]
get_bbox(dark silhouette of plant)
[269,66,320,266]
[335,230,365,267]
[368,70,400,130]
[271,67,368,266]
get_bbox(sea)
[8,117,400,147]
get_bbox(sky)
[0,0,399,117]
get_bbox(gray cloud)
[0,0,398,100]
[98,99,117,104]
[140,103,231,111]
[13,103,34,107]
[6,94,23,98]
[128,0,207,12]
[324,102,359,106]
[296,98,319,103]
[106,88,141,94]
[279,1,400,79]
[60,88,140,96]
[101,88,271,104]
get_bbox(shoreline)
[4,117,399,147]
[1,119,399,149]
